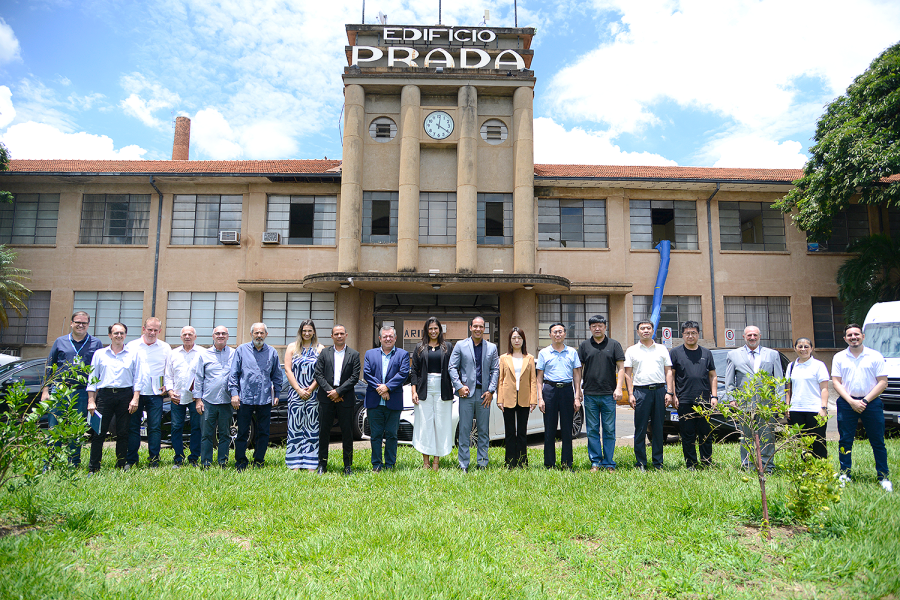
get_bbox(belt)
[99,386,132,394]
[634,383,665,390]
[544,380,572,388]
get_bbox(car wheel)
[229,414,257,449]
[571,406,584,438]
[353,404,365,440]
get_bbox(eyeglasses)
[73,321,89,326]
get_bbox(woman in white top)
[497,327,538,469]
[785,336,830,459]
[410,317,454,470]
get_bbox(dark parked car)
[657,348,791,441]
[0,358,49,414]
[145,367,367,448]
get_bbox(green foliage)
[0,363,91,495]
[774,41,900,239]
[0,141,11,204]
[781,426,842,527]
[0,245,32,330]
[835,234,900,323]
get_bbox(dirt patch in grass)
[208,529,252,550]
[0,522,40,538]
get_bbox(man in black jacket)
[313,324,361,475]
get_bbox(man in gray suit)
[449,316,500,472]
[725,325,784,473]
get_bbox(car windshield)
[0,362,22,378]
[863,323,900,358]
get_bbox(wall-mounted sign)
[724,328,736,347]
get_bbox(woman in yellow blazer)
[497,327,538,469]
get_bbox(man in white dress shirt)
[165,326,204,467]
[126,317,172,468]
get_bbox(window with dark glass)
[289,203,315,240]
[811,297,846,348]
[79,194,150,245]
[538,199,607,248]
[477,193,512,244]
[630,200,698,249]
[808,204,869,252]
[0,291,51,345]
[171,194,242,245]
[362,192,398,243]
[718,201,786,251]
[266,195,336,245]
[0,194,60,244]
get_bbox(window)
[0,291,50,345]
[0,194,60,244]
[362,192,398,243]
[811,297,846,349]
[480,119,508,145]
[73,291,144,343]
[266,195,337,245]
[165,292,238,345]
[629,200,698,250]
[537,295,609,348]
[79,194,150,245]
[261,292,335,346]
[369,117,397,142]
[718,201,786,251]
[538,199,607,248]
[631,296,702,343]
[477,193,513,245]
[724,296,792,348]
[419,192,457,244]
[889,208,900,238]
[171,195,243,245]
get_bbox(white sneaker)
[881,480,893,493]
[838,473,850,487]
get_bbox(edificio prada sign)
[351,26,526,70]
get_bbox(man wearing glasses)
[42,311,103,467]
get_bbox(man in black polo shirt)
[669,320,717,469]
[577,315,625,472]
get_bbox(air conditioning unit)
[261,232,281,244]
[218,231,240,245]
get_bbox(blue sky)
[1,0,899,168]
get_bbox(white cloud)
[0,18,21,65]
[191,107,242,159]
[534,117,676,165]
[0,86,15,129]
[119,72,180,130]
[703,134,808,169]
[1,121,147,159]
[7,78,78,132]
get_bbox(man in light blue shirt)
[194,326,235,468]
[536,322,583,469]
[228,323,283,470]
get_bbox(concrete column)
[335,287,361,345]
[609,293,630,346]
[397,85,421,272]
[511,288,537,338]
[513,86,535,274]
[456,85,478,273]
[338,85,365,272]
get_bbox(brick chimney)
[172,116,191,160]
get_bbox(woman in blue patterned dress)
[285,319,324,470]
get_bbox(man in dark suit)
[363,325,410,471]
[725,325,784,472]
[449,316,500,471]
[314,324,361,475]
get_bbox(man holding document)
[165,326,204,467]
[86,323,141,472]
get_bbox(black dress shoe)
[316,465,326,475]
[373,465,382,473]
[343,466,352,476]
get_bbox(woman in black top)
[410,316,454,470]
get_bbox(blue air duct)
[649,240,671,337]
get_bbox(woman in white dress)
[785,336,830,459]
[410,317,454,470]
[284,320,324,471]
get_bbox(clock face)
[423,111,454,140]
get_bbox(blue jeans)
[48,387,89,466]
[171,401,202,465]
[837,397,889,481]
[127,395,163,466]
[368,405,401,469]
[201,401,233,467]
[235,403,271,468]
[584,394,616,468]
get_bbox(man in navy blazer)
[449,316,500,471]
[363,325,410,471]
[725,325,784,473]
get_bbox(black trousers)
[88,387,132,471]
[788,410,828,459]
[318,397,354,468]
[633,385,666,469]
[678,402,713,468]
[503,404,530,468]
[542,383,574,467]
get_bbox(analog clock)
[423,111,454,140]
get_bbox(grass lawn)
[1,439,898,599]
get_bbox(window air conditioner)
[262,232,281,244]
[218,231,240,245]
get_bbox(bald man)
[165,326,204,467]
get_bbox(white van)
[862,301,900,427]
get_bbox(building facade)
[1,24,895,364]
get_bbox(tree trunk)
[754,430,771,540]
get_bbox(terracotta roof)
[533,164,803,182]
[5,159,343,174]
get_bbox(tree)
[0,245,32,330]
[1,141,12,204]
[835,234,900,324]
[774,41,900,240]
